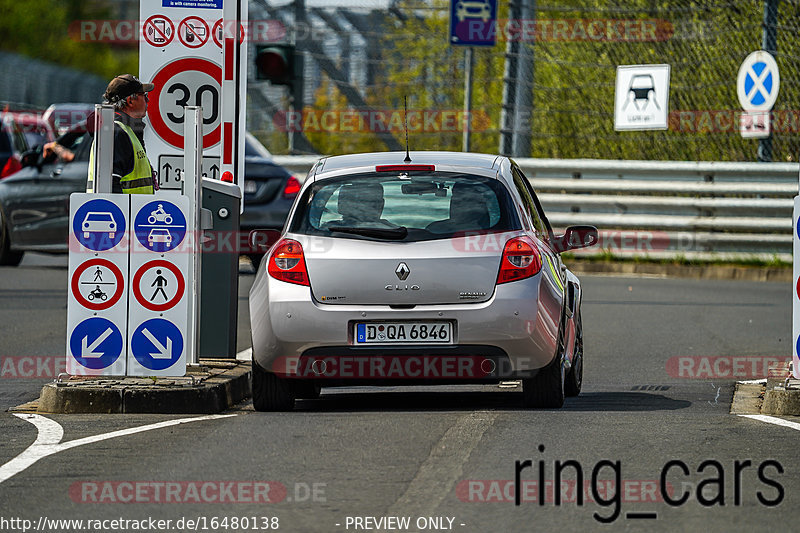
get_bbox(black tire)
[0,210,23,267]
[565,309,583,397]
[293,380,321,399]
[252,357,296,411]
[522,312,566,409]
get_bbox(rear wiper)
[328,225,408,240]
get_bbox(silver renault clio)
[248,151,598,411]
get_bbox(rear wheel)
[0,210,23,267]
[522,311,566,409]
[565,309,583,397]
[251,357,296,411]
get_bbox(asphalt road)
[0,253,796,532]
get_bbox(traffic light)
[255,45,295,86]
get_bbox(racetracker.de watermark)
[665,356,791,379]
[670,110,800,133]
[273,109,492,134]
[68,19,288,45]
[0,356,66,379]
[456,18,673,42]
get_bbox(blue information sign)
[133,200,187,253]
[131,318,184,371]
[450,0,497,46]
[69,317,124,370]
[163,0,222,8]
[72,199,126,252]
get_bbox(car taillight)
[267,238,309,286]
[1,155,22,178]
[497,237,542,284]
[282,175,301,198]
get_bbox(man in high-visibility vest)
[88,74,157,194]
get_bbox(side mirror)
[554,225,599,253]
[246,229,281,253]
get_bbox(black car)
[0,128,299,266]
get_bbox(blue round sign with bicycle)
[72,199,126,251]
[133,200,187,252]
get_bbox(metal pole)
[759,0,778,162]
[184,106,203,370]
[292,0,307,154]
[89,104,115,193]
[462,47,474,153]
[499,0,536,157]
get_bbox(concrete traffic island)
[33,360,250,414]
[731,361,800,416]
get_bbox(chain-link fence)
[247,0,800,162]
[0,51,106,110]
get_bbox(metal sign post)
[184,106,203,369]
[88,105,116,193]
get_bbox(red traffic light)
[255,45,294,85]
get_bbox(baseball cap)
[104,74,155,104]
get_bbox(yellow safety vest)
[88,121,154,194]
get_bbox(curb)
[762,376,800,416]
[567,261,790,282]
[36,361,251,414]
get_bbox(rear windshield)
[290,172,520,242]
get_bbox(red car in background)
[0,112,55,179]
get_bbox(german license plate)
[355,322,452,344]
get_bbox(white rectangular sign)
[66,194,130,376]
[158,154,222,189]
[139,0,247,198]
[740,111,771,139]
[614,64,670,131]
[126,195,191,377]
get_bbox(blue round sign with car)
[72,199,126,251]
[133,200,187,252]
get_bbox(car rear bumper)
[250,271,561,380]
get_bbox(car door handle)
[51,168,62,177]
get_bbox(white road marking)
[739,379,767,385]
[0,413,235,485]
[738,414,800,432]
[387,411,497,516]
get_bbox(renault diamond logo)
[395,262,410,281]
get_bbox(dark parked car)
[0,127,299,266]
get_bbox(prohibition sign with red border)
[212,19,246,48]
[179,17,210,49]
[143,15,175,48]
[146,58,222,149]
[71,258,125,311]
[132,260,186,312]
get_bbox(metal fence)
[273,154,796,262]
[0,52,106,110]
[247,0,800,163]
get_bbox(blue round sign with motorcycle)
[133,200,187,252]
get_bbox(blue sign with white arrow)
[69,317,123,370]
[449,0,497,46]
[72,199,126,252]
[133,200,187,253]
[131,318,184,371]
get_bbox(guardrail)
[272,155,798,262]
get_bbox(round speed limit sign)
[147,58,222,149]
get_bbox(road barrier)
[273,156,796,261]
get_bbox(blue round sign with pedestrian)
[133,200,186,252]
[69,317,124,370]
[131,318,184,371]
[72,199,126,251]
